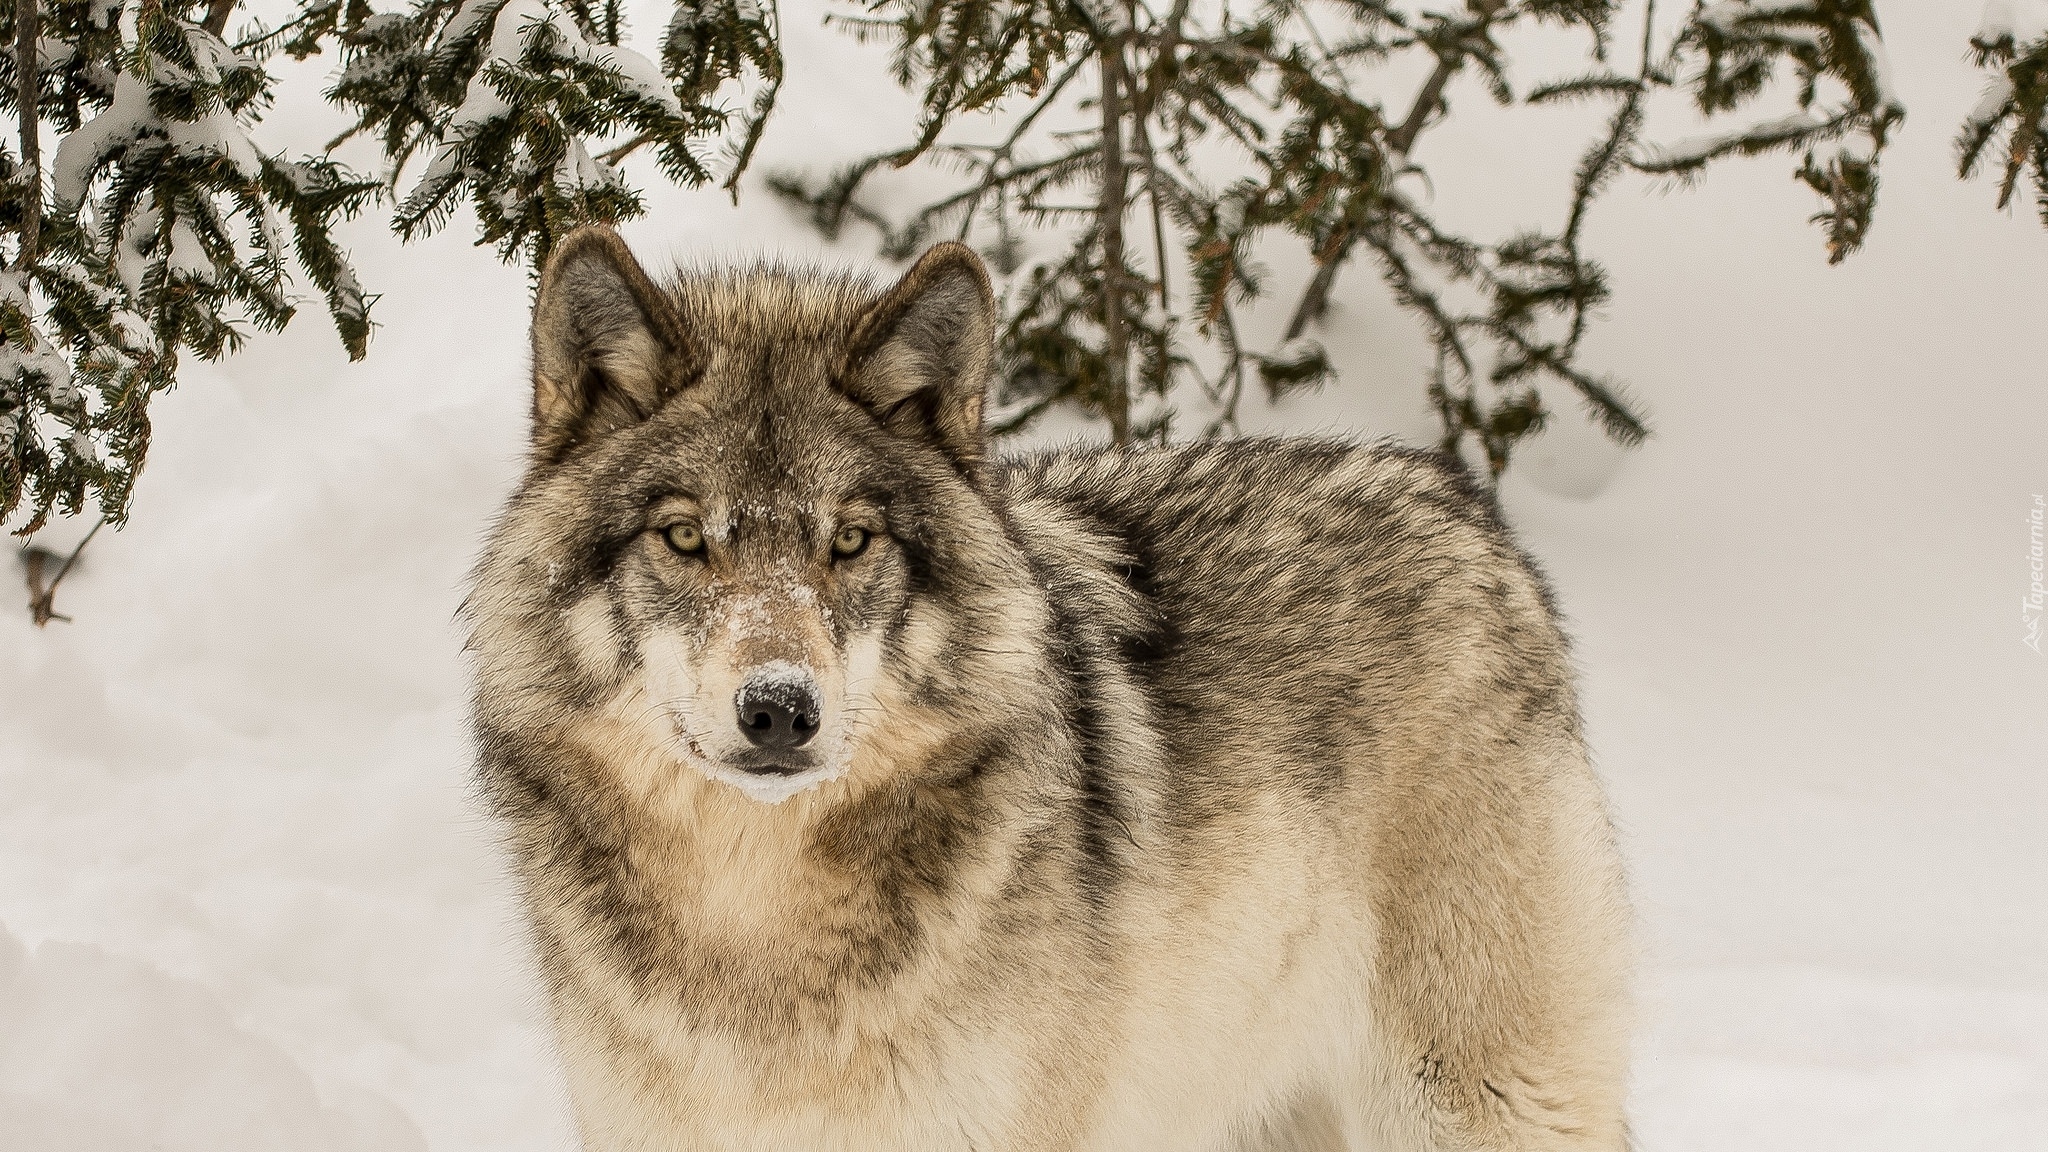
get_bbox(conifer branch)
[11,0,38,273]
[1284,0,1508,342]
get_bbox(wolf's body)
[466,229,1631,1152]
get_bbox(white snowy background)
[3,2,2045,1149]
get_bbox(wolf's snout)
[735,670,822,752]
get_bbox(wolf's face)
[544,389,950,805]
[471,230,1040,808]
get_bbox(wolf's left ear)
[530,226,699,460]
[838,242,996,474]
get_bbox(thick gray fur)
[466,227,1633,1152]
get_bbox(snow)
[541,12,682,116]
[1964,75,2016,134]
[50,69,154,210]
[114,194,162,303]
[1974,0,2048,49]
[328,262,370,322]
[0,273,76,401]
[0,925,429,1152]
[402,144,465,220]
[1264,336,1324,367]
[740,656,817,692]
[183,23,253,85]
[50,42,270,304]
[1644,111,1823,170]
[445,71,514,136]
[3,3,2045,1150]
[1694,1,1813,34]
[167,220,217,283]
[552,136,623,195]
[435,0,512,55]
[1853,17,1904,120]
[482,0,681,116]
[410,0,680,213]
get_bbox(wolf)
[464,226,1633,1152]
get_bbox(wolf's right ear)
[529,226,698,460]
[837,242,996,476]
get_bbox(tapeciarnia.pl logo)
[2026,495,2044,654]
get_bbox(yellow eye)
[663,522,705,555]
[831,525,870,559]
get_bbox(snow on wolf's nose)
[734,663,822,752]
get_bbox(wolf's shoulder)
[993,435,1555,641]
[994,436,1506,545]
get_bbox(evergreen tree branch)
[11,0,37,272]
[718,0,783,200]
[886,143,1098,253]
[1956,15,2048,223]
[1284,0,1512,342]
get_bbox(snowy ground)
[3,3,2044,1149]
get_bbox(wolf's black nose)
[735,672,821,751]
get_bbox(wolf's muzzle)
[735,669,823,755]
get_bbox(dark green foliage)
[4,0,779,535]
[665,0,783,192]
[776,0,1647,468]
[1,0,377,532]
[320,0,745,266]
[6,0,2035,543]
[1957,16,2048,226]
[772,0,1920,473]
[1639,0,1904,264]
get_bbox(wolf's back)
[997,436,1582,784]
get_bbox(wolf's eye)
[831,526,870,559]
[663,523,705,556]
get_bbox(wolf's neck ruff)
[465,227,1633,1151]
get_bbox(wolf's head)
[468,228,1050,811]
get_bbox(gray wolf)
[464,226,1633,1151]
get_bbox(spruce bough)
[774,0,1911,471]
[0,0,778,532]
[0,1,2040,540]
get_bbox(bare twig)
[24,516,103,626]
[1640,0,1658,76]
[202,0,236,37]
[1281,236,1345,342]
[600,131,655,165]
[1098,39,1132,445]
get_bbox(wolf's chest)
[551,962,1017,1152]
